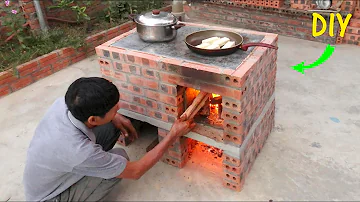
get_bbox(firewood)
[188,94,211,120]
[180,92,208,119]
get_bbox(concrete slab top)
[110,24,265,70]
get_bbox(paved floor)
[1,35,360,201]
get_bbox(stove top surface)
[111,26,265,70]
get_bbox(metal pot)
[129,10,185,42]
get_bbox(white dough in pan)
[205,43,220,49]
[202,37,220,44]
[221,41,236,49]
[212,37,230,47]
[196,43,210,48]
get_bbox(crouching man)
[23,77,195,201]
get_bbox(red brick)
[115,82,144,95]
[161,156,186,168]
[164,150,187,161]
[16,61,39,77]
[142,98,160,110]
[222,108,245,123]
[71,52,87,64]
[110,51,121,60]
[162,103,183,117]
[223,154,242,167]
[0,85,12,98]
[159,83,178,96]
[222,179,244,192]
[145,90,180,106]
[128,75,158,90]
[114,71,127,82]
[0,71,17,86]
[147,108,176,123]
[224,171,244,185]
[87,32,106,43]
[114,62,141,75]
[32,66,53,81]
[60,47,76,58]
[222,96,242,112]
[119,100,146,114]
[98,58,112,69]
[38,53,58,66]
[107,26,120,36]
[159,72,242,99]
[101,68,111,77]
[349,19,360,27]
[124,51,161,69]
[10,76,33,91]
[224,132,245,146]
[53,60,70,72]
[224,120,244,134]
[141,68,159,80]
[346,26,360,35]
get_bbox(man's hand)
[112,114,138,141]
[117,114,196,180]
[169,114,196,138]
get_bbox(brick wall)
[0,21,136,98]
[188,2,344,44]
[339,5,360,45]
[19,0,42,30]
[43,0,108,23]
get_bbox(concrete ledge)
[117,109,242,157]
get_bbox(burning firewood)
[181,91,211,120]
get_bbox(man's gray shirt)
[23,97,127,201]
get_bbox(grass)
[0,25,87,72]
[0,0,166,73]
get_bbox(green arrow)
[291,44,335,75]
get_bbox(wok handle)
[240,43,278,51]
[128,14,136,22]
[172,23,185,30]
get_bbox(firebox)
[184,87,223,128]
[96,22,277,192]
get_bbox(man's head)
[65,77,120,127]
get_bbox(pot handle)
[240,43,278,51]
[172,23,185,30]
[128,14,136,22]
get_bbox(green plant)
[49,0,91,22]
[0,0,29,48]
[0,26,87,73]
[104,0,164,23]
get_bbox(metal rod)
[33,0,49,31]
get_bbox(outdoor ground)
[0,34,359,201]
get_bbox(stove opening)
[187,138,224,174]
[184,87,224,129]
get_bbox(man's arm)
[116,115,195,180]
[116,130,177,180]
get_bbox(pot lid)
[135,10,177,26]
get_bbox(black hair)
[65,77,120,122]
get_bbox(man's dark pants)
[48,122,127,202]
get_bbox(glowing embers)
[187,139,223,174]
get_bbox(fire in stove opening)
[184,88,224,129]
[187,139,224,171]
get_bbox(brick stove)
[95,22,277,192]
